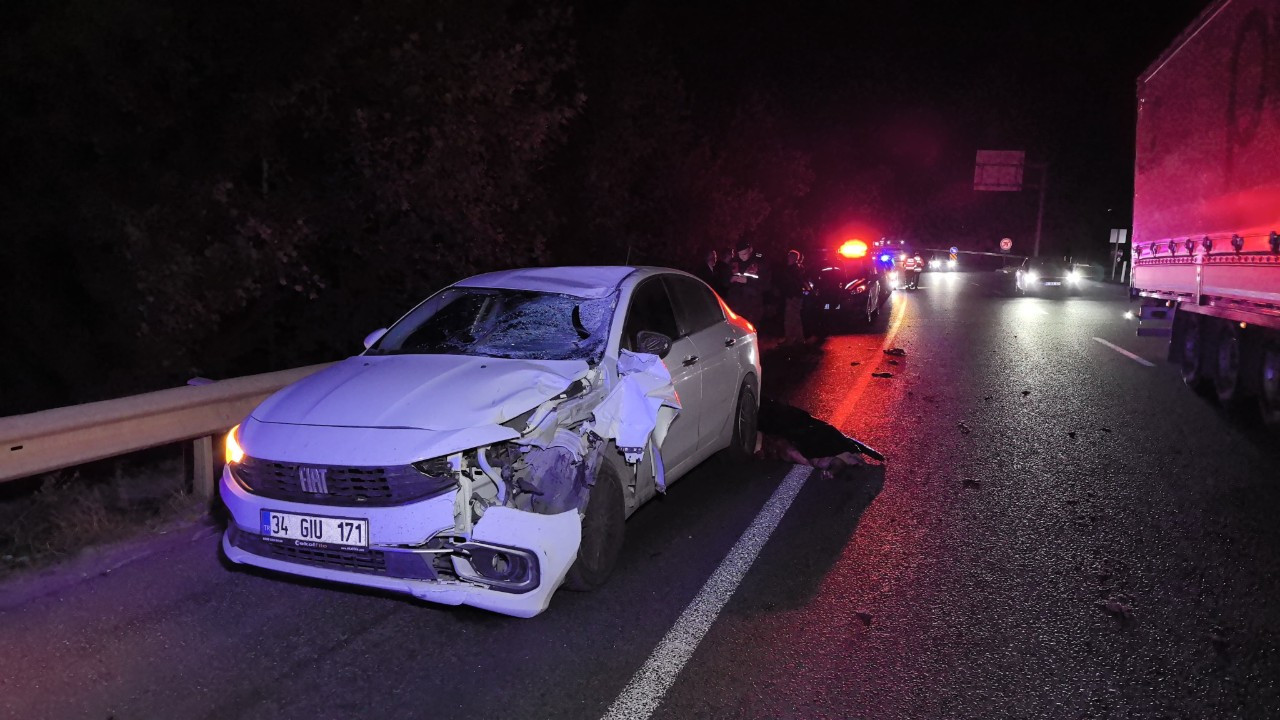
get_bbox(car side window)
[621,279,679,351]
[664,275,725,337]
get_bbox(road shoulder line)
[1092,336,1156,367]
[600,464,815,720]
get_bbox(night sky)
[645,0,1210,256]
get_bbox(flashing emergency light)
[879,253,892,262]
[838,239,869,259]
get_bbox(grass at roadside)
[0,453,208,580]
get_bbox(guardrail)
[0,363,333,500]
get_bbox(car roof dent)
[457,266,637,299]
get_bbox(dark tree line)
[0,0,814,414]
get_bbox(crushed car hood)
[252,354,591,431]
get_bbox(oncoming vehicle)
[806,239,892,327]
[1016,257,1083,295]
[220,266,761,617]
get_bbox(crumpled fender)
[590,350,680,461]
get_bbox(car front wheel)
[563,449,625,591]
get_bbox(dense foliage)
[0,1,814,413]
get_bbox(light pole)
[1030,162,1048,258]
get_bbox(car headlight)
[1068,269,1080,282]
[947,259,957,269]
[929,259,941,269]
[1025,271,1039,284]
[226,424,245,464]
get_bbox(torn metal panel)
[589,350,680,461]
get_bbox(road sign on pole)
[1108,228,1128,244]
[974,151,1025,191]
[999,237,1013,253]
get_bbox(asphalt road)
[3,271,1278,720]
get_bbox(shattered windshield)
[369,287,617,362]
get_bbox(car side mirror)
[363,328,388,350]
[634,330,673,358]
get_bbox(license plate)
[1045,281,1062,286]
[260,510,369,548]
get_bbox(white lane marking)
[1092,337,1155,367]
[601,464,815,720]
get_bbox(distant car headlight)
[947,258,957,269]
[1068,269,1081,282]
[226,424,245,464]
[929,259,941,269]
[1025,271,1039,284]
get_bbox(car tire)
[722,380,759,462]
[865,282,881,324]
[563,449,626,592]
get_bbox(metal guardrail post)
[192,435,217,503]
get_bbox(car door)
[619,277,702,474]
[664,275,738,449]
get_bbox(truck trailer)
[1131,0,1280,426]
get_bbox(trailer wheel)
[1259,342,1280,427]
[1213,323,1244,405]
[1179,314,1210,393]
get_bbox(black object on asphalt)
[758,398,886,462]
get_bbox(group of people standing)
[693,241,810,346]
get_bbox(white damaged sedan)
[220,266,760,617]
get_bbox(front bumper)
[1023,278,1078,292]
[220,466,581,618]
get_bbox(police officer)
[726,240,766,326]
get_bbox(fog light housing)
[452,541,539,593]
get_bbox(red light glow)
[838,239,869,259]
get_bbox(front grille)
[228,526,437,581]
[270,540,389,573]
[231,456,455,507]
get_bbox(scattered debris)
[854,610,874,627]
[1067,431,1077,439]
[922,394,937,403]
[957,422,972,435]
[1066,498,1079,505]
[884,348,907,357]
[1098,593,1134,620]
[888,360,899,365]
[871,372,893,378]
[849,361,861,366]
[983,395,993,401]
[1021,390,1032,397]
[1209,625,1230,651]
[963,478,980,489]
[1100,427,1112,433]
[758,398,886,467]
